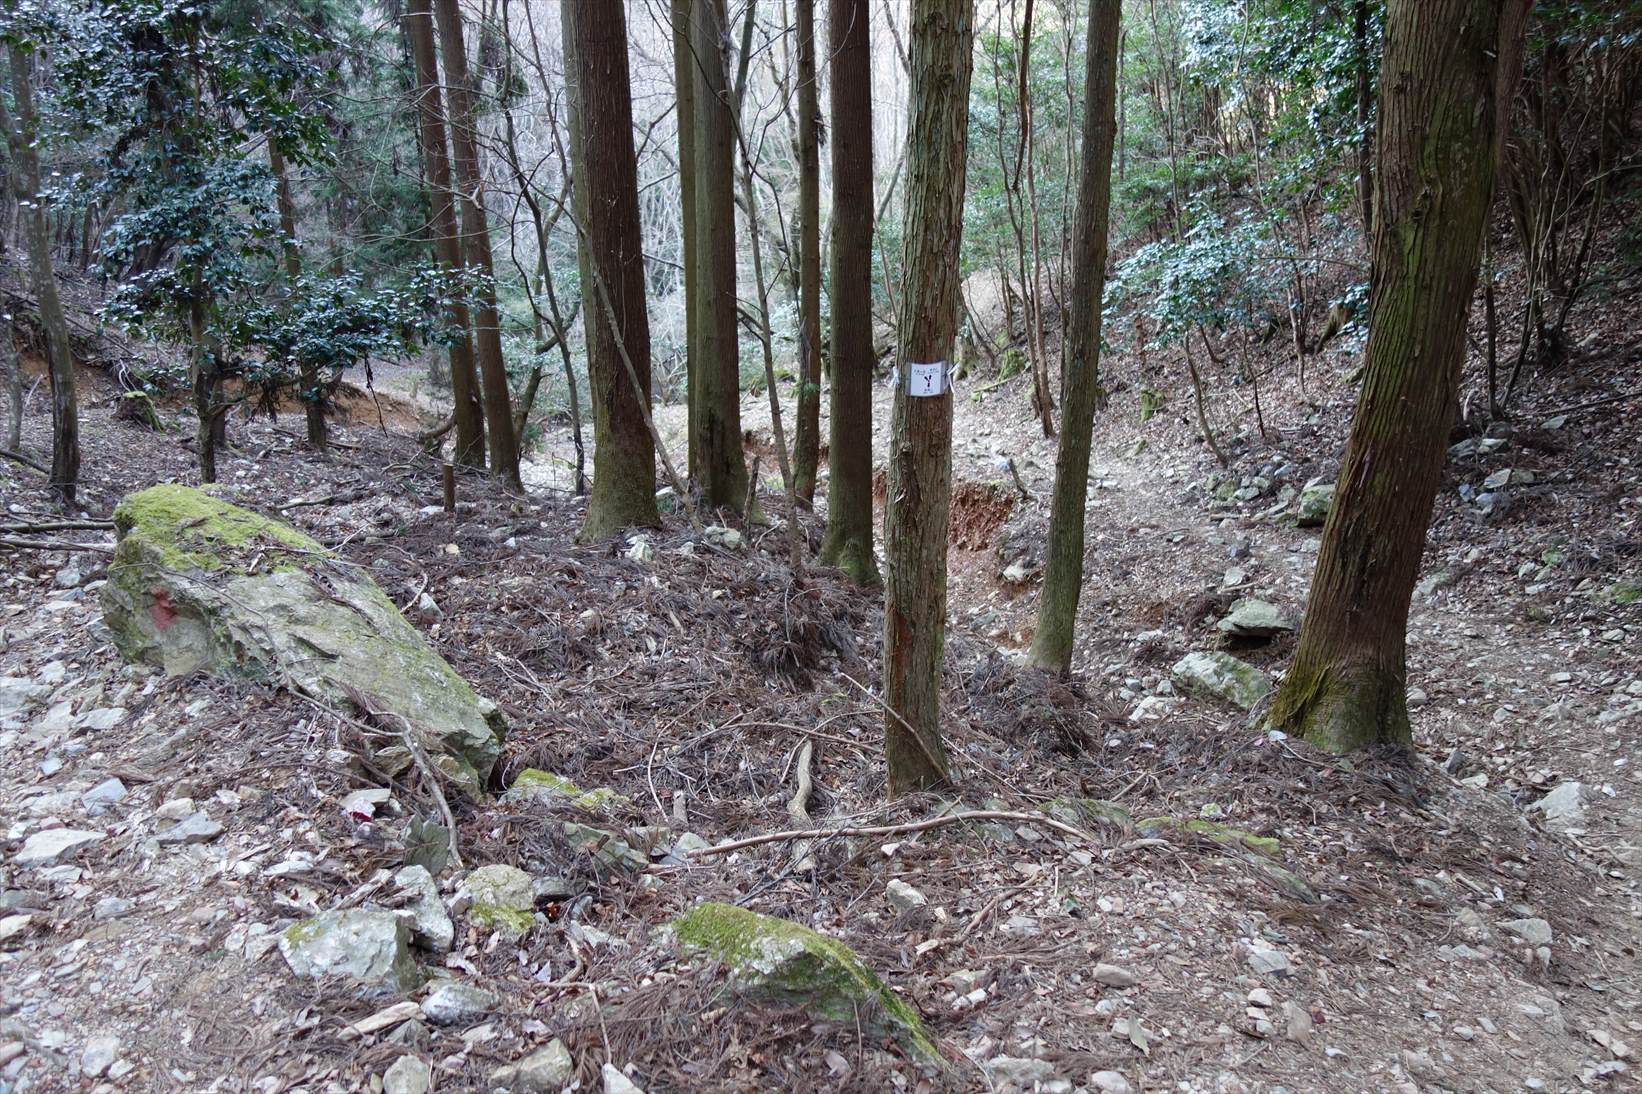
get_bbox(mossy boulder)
[673,902,944,1066]
[506,769,633,814]
[100,485,504,791]
[1296,482,1336,527]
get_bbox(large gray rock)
[0,677,50,719]
[420,980,498,1025]
[278,908,422,994]
[100,485,504,791]
[490,1040,575,1092]
[1216,599,1296,638]
[1170,651,1271,710]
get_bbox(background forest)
[1,0,1640,1091]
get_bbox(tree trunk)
[2,315,20,452]
[2,44,77,504]
[689,0,748,511]
[672,0,700,480]
[562,1,660,541]
[818,0,880,585]
[1029,0,1120,675]
[1353,0,1375,243]
[433,0,521,491]
[1271,0,1531,752]
[268,140,329,452]
[882,0,973,795]
[791,0,822,504]
[404,0,485,469]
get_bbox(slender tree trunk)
[819,0,880,585]
[672,0,701,479]
[1029,0,1120,674]
[562,1,660,541]
[1,44,77,504]
[433,0,521,491]
[268,140,329,452]
[404,0,485,468]
[791,0,822,504]
[1017,0,1054,437]
[1354,0,1375,244]
[1271,0,1531,752]
[2,316,20,452]
[690,0,748,510]
[883,0,973,794]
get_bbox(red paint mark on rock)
[149,588,177,631]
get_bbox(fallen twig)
[0,537,113,553]
[0,519,113,533]
[1,447,46,474]
[687,809,1094,859]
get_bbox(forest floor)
[0,291,1639,1094]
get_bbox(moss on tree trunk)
[1272,0,1531,751]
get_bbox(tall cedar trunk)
[672,0,700,479]
[690,0,748,510]
[3,44,77,503]
[883,0,973,794]
[790,0,822,503]
[562,1,661,541]
[433,0,522,491]
[1028,0,1120,674]
[819,0,879,584]
[1271,0,1531,752]
[405,0,485,468]
[268,140,327,452]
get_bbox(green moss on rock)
[100,484,504,792]
[1137,816,1280,858]
[508,770,633,814]
[673,902,944,1066]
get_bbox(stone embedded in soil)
[490,1039,575,1092]
[1296,482,1335,526]
[1528,781,1588,831]
[420,980,499,1025]
[672,901,944,1065]
[15,828,104,867]
[278,908,423,994]
[383,1054,432,1094]
[561,822,649,875]
[887,879,928,911]
[1501,917,1554,947]
[456,864,536,938]
[99,484,505,793]
[154,812,223,845]
[80,778,128,816]
[602,1063,646,1094]
[1247,946,1294,976]
[505,769,634,814]
[80,1035,121,1078]
[1215,598,1296,638]
[1169,651,1271,710]
[392,865,453,952]
[0,676,50,718]
[1093,963,1139,988]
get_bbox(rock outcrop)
[100,484,504,790]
